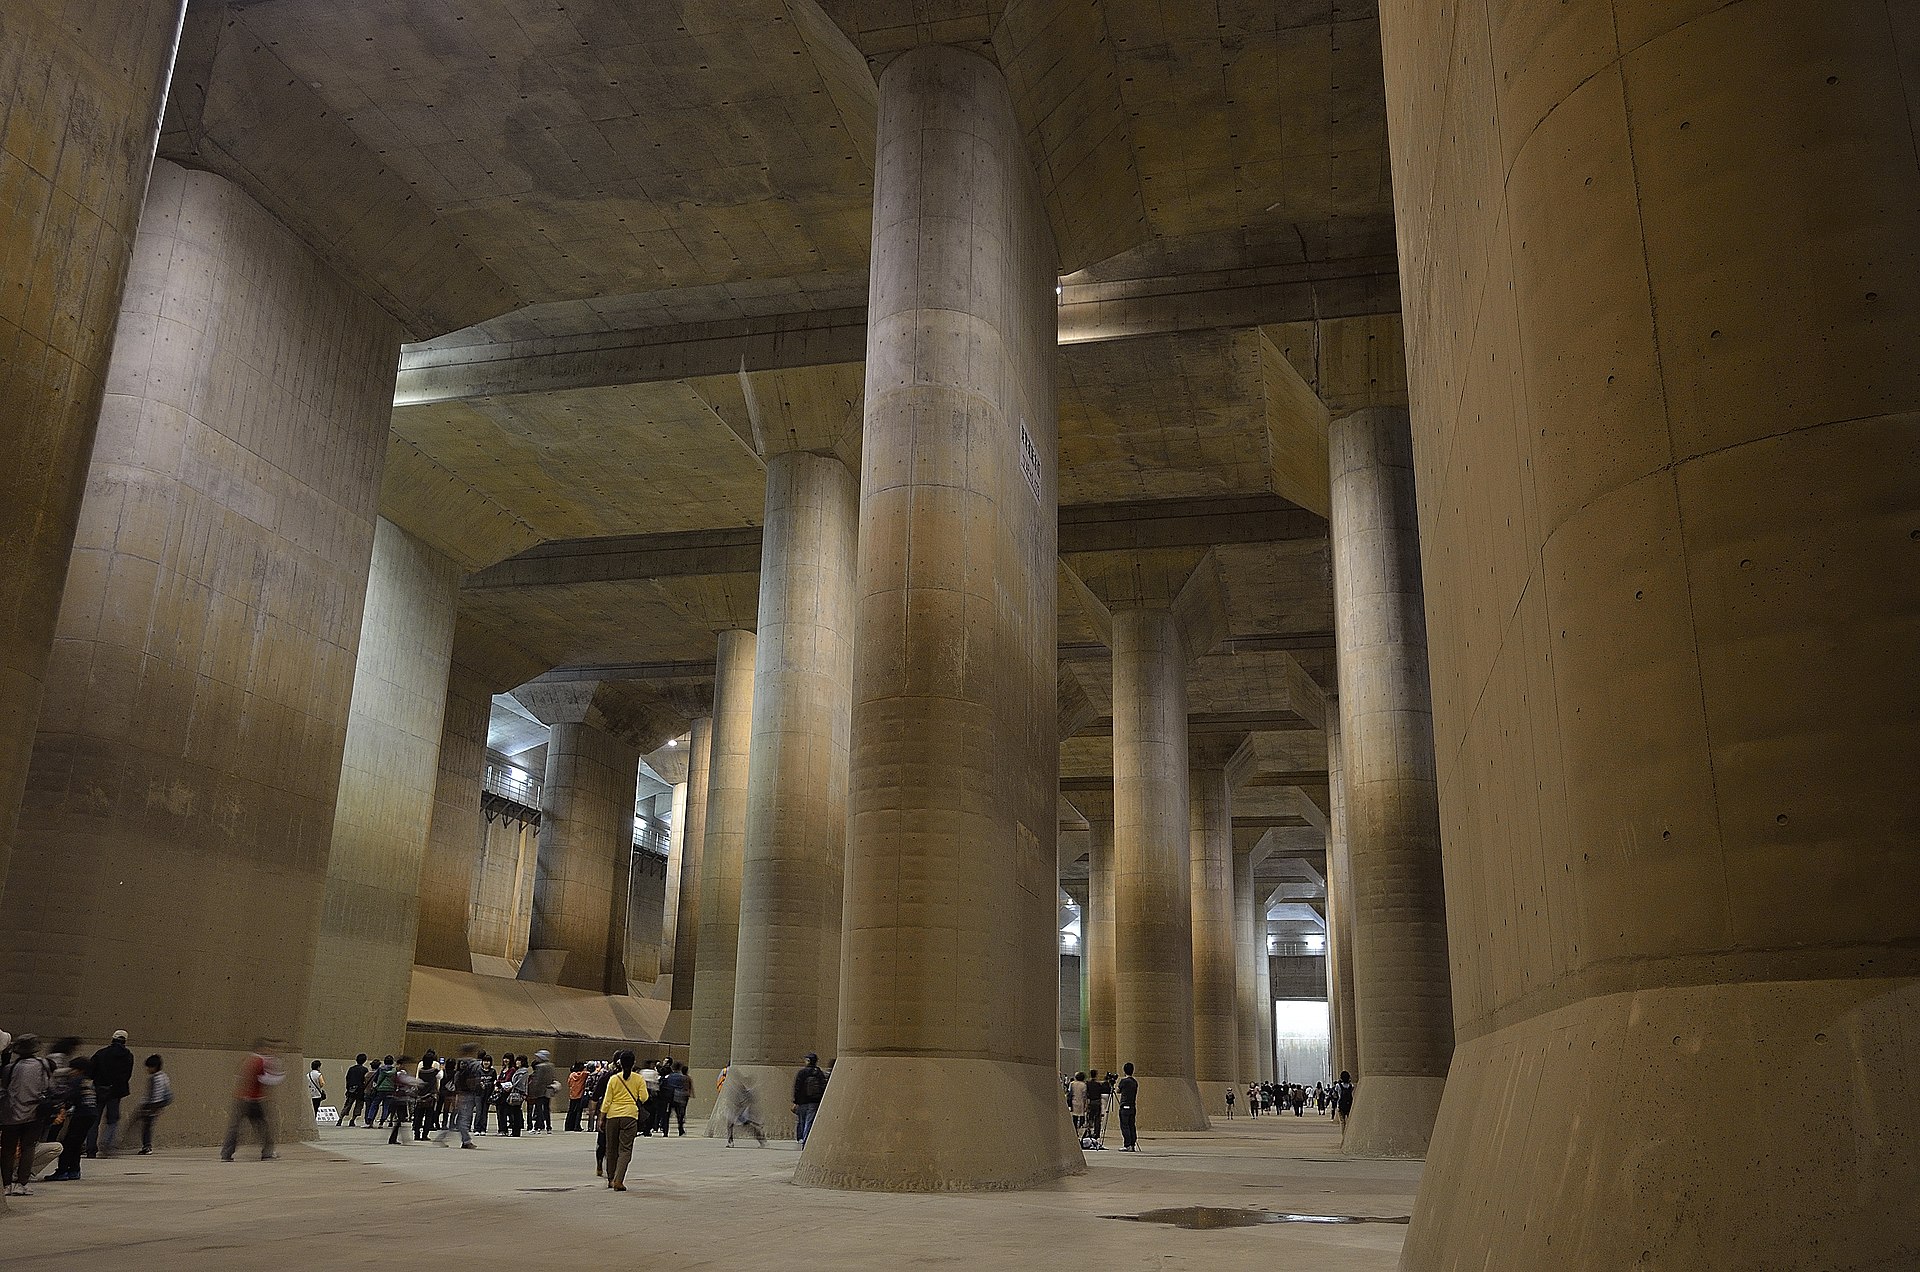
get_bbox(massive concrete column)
[0,2,185,901]
[413,645,497,971]
[1329,404,1453,1155]
[729,450,858,1138]
[1383,4,1920,1263]
[796,44,1078,1191]
[1232,848,1263,1084]
[515,684,642,995]
[659,777,689,974]
[1086,814,1117,1076]
[687,628,756,1116]
[0,161,400,1146]
[1111,607,1208,1130]
[1062,880,1091,1075]
[303,520,461,1063]
[1324,706,1359,1080]
[1188,764,1239,1096]
[625,848,666,986]
[1255,902,1275,1083]
[660,715,712,1043]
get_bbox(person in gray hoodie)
[2,1034,54,1195]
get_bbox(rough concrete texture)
[796,46,1080,1192]
[1232,847,1264,1084]
[303,518,460,1063]
[688,628,757,1114]
[468,813,537,968]
[729,450,858,1138]
[1188,763,1240,1091]
[1329,405,1452,1157]
[412,646,494,970]
[0,1,185,900]
[1378,1,1920,1263]
[1111,606,1208,1131]
[659,778,689,974]
[1326,704,1359,1080]
[514,684,643,994]
[0,160,400,1146]
[1087,814,1117,1076]
[1255,898,1277,1084]
[625,848,667,987]
[661,715,712,1044]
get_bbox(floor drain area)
[1105,1206,1410,1229]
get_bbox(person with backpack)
[2,1034,56,1195]
[529,1050,560,1135]
[368,1057,397,1129]
[1334,1070,1355,1128]
[129,1054,172,1154]
[659,1061,689,1136]
[792,1052,828,1146]
[435,1043,483,1149]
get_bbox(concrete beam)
[394,266,1401,407]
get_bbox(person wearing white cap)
[85,1030,135,1158]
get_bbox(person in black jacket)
[1116,1063,1140,1152]
[791,1053,828,1146]
[84,1031,134,1157]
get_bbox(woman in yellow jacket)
[598,1052,648,1191]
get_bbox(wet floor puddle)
[1105,1206,1410,1229]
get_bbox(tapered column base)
[795,1056,1084,1191]
[1340,1074,1445,1159]
[1130,1074,1210,1132]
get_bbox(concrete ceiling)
[161,0,1402,854]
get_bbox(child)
[131,1055,172,1154]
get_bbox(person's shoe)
[461,1143,478,1150]
[138,1148,152,1155]
[611,1182,626,1192]
[261,1153,278,1161]
[220,1155,234,1162]
[16,1184,32,1195]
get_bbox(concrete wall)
[0,160,401,1145]
[302,518,459,1062]
[0,1,184,898]
[1378,2,1920,1265]
[470,814,537,968]
[626,849,667,987]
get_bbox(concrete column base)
[1339,1074,1446,1159]
[516,949,566,983]
[1129,1074,1210,1132]
[794,1056,1083,1191]
[1405,977,1920,1269]
[1190,1083,1236,1122]
[660,1008,690,1046]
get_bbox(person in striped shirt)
[130,1055,173,1155]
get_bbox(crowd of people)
[2,1021,841,1204]
[1,1028,172,1195]
[1063,1064,1141,1151]
[1229,1073,1355,1124]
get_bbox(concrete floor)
[5,1113,1418,1270]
